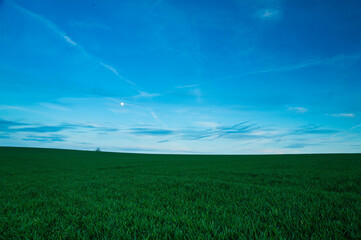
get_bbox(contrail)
[351,124,361,130]
[98,62,137,86]
[5,0,166,127]
[5,0,78,47]
[5,0,138,90]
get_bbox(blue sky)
[1,0,361,154]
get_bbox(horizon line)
[1,146,360,156]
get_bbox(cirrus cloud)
[330,113,355,118]
[288,107,308,113]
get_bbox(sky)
[1,0,361,154]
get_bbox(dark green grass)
[1,147,360,239]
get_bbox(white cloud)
[40,103,70,111]
[260,9,280,19]
[63,36,77,46]
[133,91,161,99]
[288,107,308,113]
[330,113,355,118]
[0,105,42,113]
[196,122,220,129]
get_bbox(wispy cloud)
[63,36,77,46]
[288,106,308,113]
[192,53,361,88]
[291,125,339,135]
[6,0,77,46]
[40,103,70,111]
[206,122,259,139]
[0,105,42,113]
[6,0,140,91]
[126,122,261,141]
[149,110,167,128]
[1,118,67,133]
[129,128,174,136]
[0,119,27,130]
[58,123,118,132]
[284,143,317,149]
[176,84,200,89]
[149,84,204,103]
[234,0,282,20]
[330,113,355,118]
[0,118,118,134]
[7,0,168,127]
[249,53,361,75]
[196,122,220,129]
[132,91,161,99]
[10,125,68,133]
[98,62,137,87]
[351,124,361,130]
[258,9,281,20]
[104,97,165,128]
[22,134,66,142]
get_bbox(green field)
[0,147,360,239]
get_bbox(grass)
[0,147,360,239]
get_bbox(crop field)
[0,147,360,239]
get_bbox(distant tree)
[95,148,101,152]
